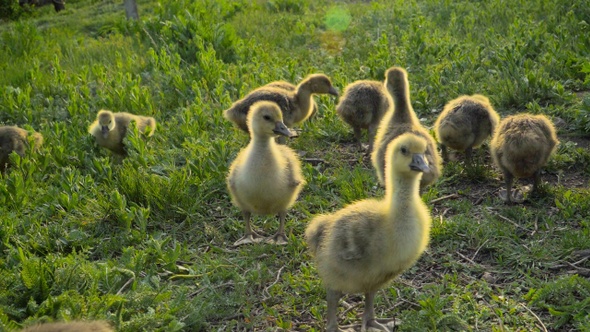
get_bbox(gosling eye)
[401,146,408,155]
[263,115,271,121]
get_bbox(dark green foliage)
[576,94,590,133]
[142,0,243,65]
[266,0,309,14]
[526,275,590,330]
[0,0,30,21]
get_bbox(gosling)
[21,320,113,332]
[223,74,338,134]
[490,113,558,203]
[371,67,442,192]
[306,133,432,332]
[335,78,392,152]
[434,94,500,163]
[226,101,306,246]
[0,125,43,172]
[264,80,319,119]
[88,109,156,155]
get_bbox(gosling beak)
[328,86,339,97]
[410,153,430,173]
[101,125,109,138]
[273,121,295,137]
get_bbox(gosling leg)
[354,127,363,152]
[276,136,287,145]
[361,291,390,332]
[503,170,514,204]
[441,144,449,162]
[532,169,542,193]
[419,184,426,196]
[267,211,288,245]
[233,211,264,246]
[465,146,473,166]
[326,289,344,332]
[366,123,378,155]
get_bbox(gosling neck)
[386,82,419,125]
[250,133,276,149]
[385,172,421,205]
[294,82,313,120]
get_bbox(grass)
[1,0,590,331]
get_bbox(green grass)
[1,0,590,331]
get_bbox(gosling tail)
[223,106,249,133]
[144,117,157,136]
[30,132,43,149]
[305,216,329,256]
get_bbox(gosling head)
[387,133,430,177]
[247,101,294,138]
[384,67,408,88]
[96,110,115,138]
[304,74,339,96]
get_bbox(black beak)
[328,86,339,97]
[410,153,430,173]
[273,121,295,137]
[101,126,109,137]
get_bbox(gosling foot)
[361,318,393,332]
[233,232,264,246]
[498,189,524,204]
[359,143,369,152]
[334,328,355,332]
[265,233,288,245]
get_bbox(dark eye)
[263,115,271,121]
[401,147,408,154]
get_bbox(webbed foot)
[359,143,369,152]
[233,232,264,246]
[498,188,524,204]
[337,328,355,332]
[265,233,288,245]
[362,318,396,331]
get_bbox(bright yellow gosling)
[371,67,441,193]
[306,133,432,332]
[227,101,306,246]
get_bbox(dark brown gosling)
[223,74,338,134]
[306,133,432,332]
[336,78,392,152]
[21,320,114,332]
[88,109,156,155]
[490,113,558,204]
[371,67,442,192]
[0,125,43,172]
[434,94,500,163]
[226,101,305,246]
